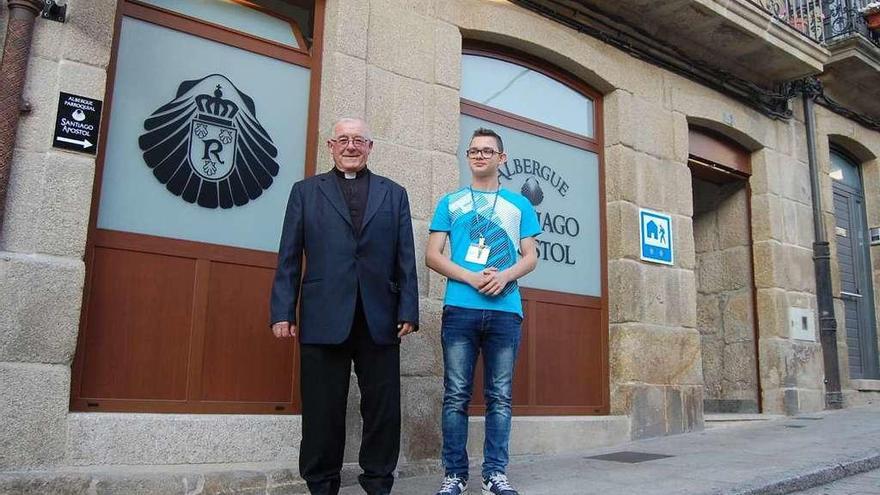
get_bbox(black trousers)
[299,299,401,495]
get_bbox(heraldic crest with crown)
[138,74,280,209]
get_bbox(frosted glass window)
[458,115,601,296]
[829,150,861,190]
[141,0,301,49]
[461,54,594,138]
[97,17,310,252]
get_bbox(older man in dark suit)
[270,117,419,495]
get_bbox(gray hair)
[330,117,372,140]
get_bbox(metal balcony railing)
[750,0,827,42]
[823,0,880,45]
[749,0,880,46]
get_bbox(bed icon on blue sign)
[640,208,674,265]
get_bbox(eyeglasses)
[466,147,502,159]
[331,136,372,148]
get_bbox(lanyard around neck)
[469,186,500,239]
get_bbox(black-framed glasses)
[331,136,372,148]
[466,147,502,159]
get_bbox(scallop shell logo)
[138,74,280,209]
[521,177,544,206]
[72,109,86,122]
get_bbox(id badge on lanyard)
[466,187,499,266]
[465,236,490,265]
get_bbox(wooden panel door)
[833,183,880,379]
[78,247,196,401]
[470,290,607,415]
[74,233,299,413]
[200,261,296,404]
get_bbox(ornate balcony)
[748,0,828,42]
[825,0,880,45]
[515,0,829,89]
[818,0,880,121]
[515,0,880,121]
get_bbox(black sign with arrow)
[52,92,102,154]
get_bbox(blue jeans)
[440,305,522,479]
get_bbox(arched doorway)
[459,44,608,415]
[830,148,880,379]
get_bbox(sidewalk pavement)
[2,403,878,494]
[346,402,880,495]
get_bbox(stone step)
[468,415,631,459]
[1,414,632,494]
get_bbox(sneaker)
[436,474,468,495]
[481,472,518,495]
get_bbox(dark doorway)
[692,175,759,413]
[688,127,760,413]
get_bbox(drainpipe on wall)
[802,81,844,409]
[0,0,44,233]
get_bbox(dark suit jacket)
[270,170,419,345]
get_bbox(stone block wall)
[749,107,826,414]
[318,0,458,465]
[602,83,704,437]
[0,0,116,469]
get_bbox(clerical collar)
[333,167,369,180]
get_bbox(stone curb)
[722,450,880,495]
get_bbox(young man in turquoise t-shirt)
[426,128,540,495]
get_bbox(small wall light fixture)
[42,0,68,23]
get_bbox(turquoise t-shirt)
[430,186,542,317]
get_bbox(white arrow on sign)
[57,137,93,149]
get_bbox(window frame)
[830,146,864,190]
[129,0,310,58]
[461,43,602,153]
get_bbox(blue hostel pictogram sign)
[640,208,674,265]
